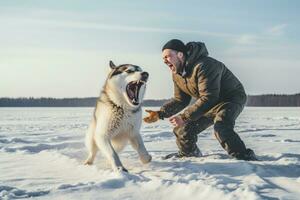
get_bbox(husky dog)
[84,61,151,172]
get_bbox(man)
[144,39,256,160]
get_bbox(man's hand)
[143,110,160,123]
[169,115,185,127]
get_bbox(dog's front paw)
[140,154,152,164]
[84,159,93,165]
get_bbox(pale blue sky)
[1,0,300,99]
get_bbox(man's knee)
[173,125,188,138]
[173,123,199,155]
[173,123,197,140]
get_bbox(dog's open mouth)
[126,80,145,105]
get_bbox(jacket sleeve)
[159,79,191,119]
[181,63,221,121]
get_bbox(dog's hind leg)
[84,119,98,165]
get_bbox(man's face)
[162,49,185,74]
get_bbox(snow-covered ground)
[0,107,300,200]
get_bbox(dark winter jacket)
[159,42,247,121]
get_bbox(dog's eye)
[126,69,135,73]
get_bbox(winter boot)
[232,148,258,161]
[162,146,203,160]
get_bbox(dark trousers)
[173,102,247,157]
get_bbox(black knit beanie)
[162,39,187,55]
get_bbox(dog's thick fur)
[84,61,151,172]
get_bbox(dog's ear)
[109,60,117,69]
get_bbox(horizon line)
[1,93,300,99]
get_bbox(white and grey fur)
[84,61,151,172]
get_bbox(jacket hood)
[184,42,209,74]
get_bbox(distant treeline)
[246,94,300,106]
[0,94,300,107]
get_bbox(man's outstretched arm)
[144,79,191,123]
